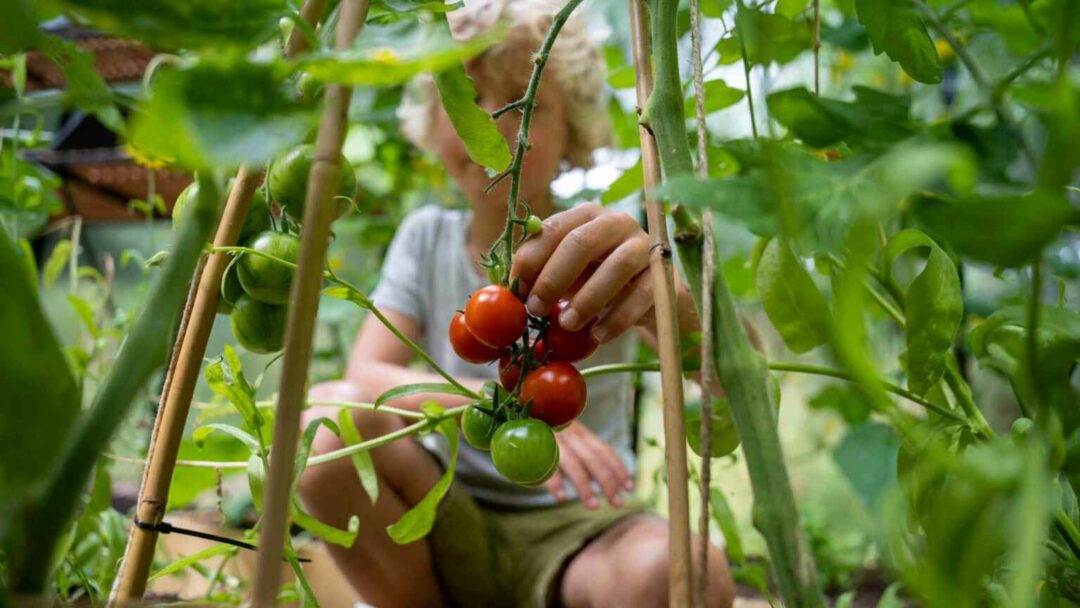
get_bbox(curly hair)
[398,0,611,169]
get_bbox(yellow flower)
[126,143,172,170]
[935,38,956,64]
[371,48,400,64]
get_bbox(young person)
[299,1,735,605]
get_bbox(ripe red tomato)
[545,300,598,362]
[449,312,502,364]
[464,285,527,350]
[520,362,588,427]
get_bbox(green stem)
[488,0,585,284]
[581,361,965,422]
[650,1,822,599]
[1055,511,1080,559]
[211,246,481,400]
[11,176,223,593]
[1027,254,1043,409]
[734,0,759,138]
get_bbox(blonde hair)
[398,0,611,168]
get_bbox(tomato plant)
[237,231,299,304]
[268,144,357,220]
[543,300,597,362]
[461,405,499,450]
[448,311,503,363]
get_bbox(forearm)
[344,361,487,412]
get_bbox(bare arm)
[343,308,487,412]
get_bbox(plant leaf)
[0,226,78,539]
[301,28,501,86]
[854,0,942,83]
[433,64,511,172]
[204,345,261,433]
[149,545,236,581]
[708,488,745,563]
[883,229,962,395]
[291,417,340,498]
[53,0,285,50]
[683,79,745,117]
[387,408,458,544]
[338,409,379,505]
[756,239,829,353]
[374,382,476,407]
[291,502,360,548]
[43,240,72,287]
[193,424,262,455]
[833,422,900,507]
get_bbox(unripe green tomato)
[462,406,500,450]
[218,259,246,316]
[268,144,357,221]
[173,180,271,244]
[1011,417,1035,443]
[491,419,559,486]
[230,295,287,353]
[238,231,300,304]
[297,72,323,104]
[685,399,740,458]
[525,215,543,235]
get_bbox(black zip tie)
[134,517,311,563]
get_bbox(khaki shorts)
[427,483,646,608]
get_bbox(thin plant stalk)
[688,0,714,602]
[628,0,693,604]
[250,0,369,602]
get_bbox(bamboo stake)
[250,0,368,603]
[109,3,326,603]
[628,1,693,605]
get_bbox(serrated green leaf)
[854,0,942,83]
[757,239,829,353]
[205,346,261,432]
[374,382,476,407]
[53,0,285,51]
[883,229,962,395]
[338,409,379,505]
[433,64,511,172]
[387,416,458,544]
[292,502,360,547]
[130,58,317,171]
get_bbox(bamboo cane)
[109,2,326,603]
[249,0,368,603]
[628,1,693,605]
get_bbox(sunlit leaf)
[194,423,262,455]
[292,502,360,547]
[388,405,457,544]
[374,382,476,407]
[683,79,745,117]
[433,64,511,172]
[600,159,643,205]
[43,240,72,287]
[301,28,501,86]
[204,345,261,433]
[149,545,236,581]
[130,58,317,170]
[338,409,379,504]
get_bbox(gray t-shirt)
[370,205,637,507]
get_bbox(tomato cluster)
[174,144,357,354]
[449,284,597,486]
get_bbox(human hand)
[511,203,653,345]
[545,422,635,509]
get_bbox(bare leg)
[560,514,734,608]
[298,381,446,608]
